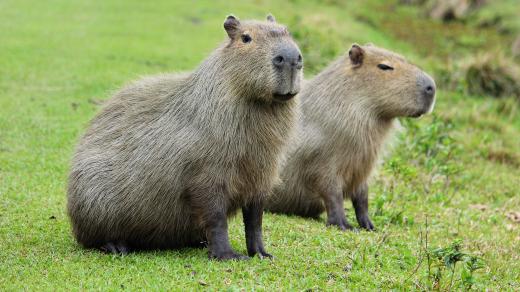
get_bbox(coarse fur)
[67,15,303,259]
[267,44,436,230]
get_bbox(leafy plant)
[397,115,463,195]
[428,239,485,290]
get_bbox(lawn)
[1,0,519,290]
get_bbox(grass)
[1,0,519,290]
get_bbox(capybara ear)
[224,15,241,39]
[348,44,365,68]
[267,14,276,23]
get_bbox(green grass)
[1,0,519,290]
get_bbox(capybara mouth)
[409,110,425,118]
[409,100,435,118]
[273,93,297,102]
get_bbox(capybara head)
[222,15,303,103]
[346,43,436,118]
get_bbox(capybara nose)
[273,46,303,70]
[419,74,436,100]
[423,83,436,100]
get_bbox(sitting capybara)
[267,44,435,230]
[67,15,303,260]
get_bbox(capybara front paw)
[209,250,249,261]
[248,248,273,259]
[258,251,273,259]
[326,219,353,231]
[357,215,375,231]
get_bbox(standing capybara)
[267,44,435,230]
[67,15,303,260]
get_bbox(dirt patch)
[470,204,488,211]
[428,0,486,22]
[506,211,520,223]
[486,149,519,167]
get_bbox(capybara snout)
[415,72,436,116]
[272,41,303,102]
[272,44,302,70]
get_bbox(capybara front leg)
[205,210,248,261]
[242,200,272,259]
[351,182,374,231]
[323,188,353,231]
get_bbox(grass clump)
[428,239,485,290]
[438,53,520,101]
[464,54,520,99]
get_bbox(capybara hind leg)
[242,200,272,259]
[100,241,130,255]
[351,183,374,231]
[323,188,353,231]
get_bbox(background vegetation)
[1,0,519,290]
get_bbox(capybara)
[67,15,303,260]
[267,44,435,231]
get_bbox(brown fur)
[67,15,303,259]
[267,44,436,230]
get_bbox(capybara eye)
[241,34,252,43]
[377,64,394,71]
